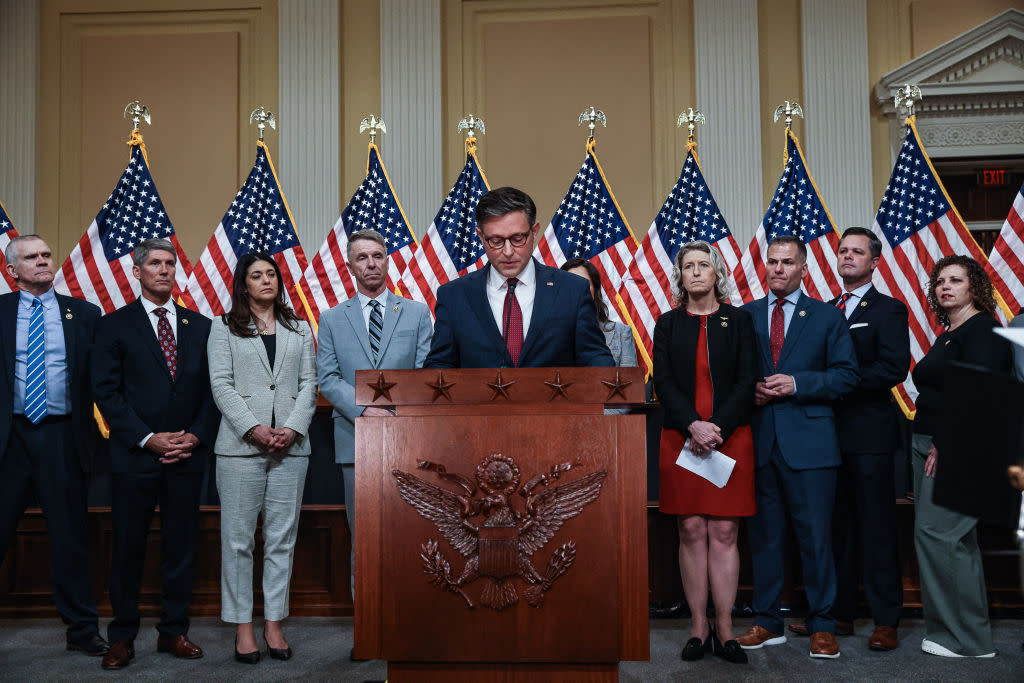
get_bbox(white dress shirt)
[486,259,536,340]
[357,290,390,332]
[838,282,872,320]
[138,296,176,448]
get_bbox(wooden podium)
[353,367,649,682]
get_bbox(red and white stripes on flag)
[986,181,1024,317]
[0,199,21,293]
[735,128,841,303]
[181,141,309,318]
[867,116,1011,417]
[54,137,192,312]
[619,143,747,365]
[400,145,491,313]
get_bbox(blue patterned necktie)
[25,297,48,424]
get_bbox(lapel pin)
[182,318,190,325]
[798,310,806,317]
[393,304,399,312]
[65,312,73,319]
[546,281,554,286]
[721,321,728,327]
[860,301,867,307]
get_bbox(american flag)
[182,141,309,318]
[536,141,641,336]
[0,200,20,293]
[298,143,416,326]
[54,138,193,312]
[735,129,841,303]
[619,143,748,368]
[400,146,490,313]
[986,181,1024,316]
[869,117,1011,416]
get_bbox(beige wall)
[910,0,1024,55]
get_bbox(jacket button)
[270,384,276,390]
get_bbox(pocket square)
[849,322,869,329]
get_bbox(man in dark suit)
[0,234,107,656]
[736,235,859,659]
[92,238,217,670]
[788,228,910,650]
[425,186,614,369]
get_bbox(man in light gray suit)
[316,229,432,588]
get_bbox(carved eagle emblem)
[392,454,607,610]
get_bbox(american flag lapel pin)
[546,281,554,286]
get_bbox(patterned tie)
[25,298,48,424]
[368,299,384,361]
[503,278,523,367]
[154,308,178,380]
[835,292,852,312]
[769,298,786,369]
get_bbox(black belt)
[14,414,71,426]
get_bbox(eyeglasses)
[481,233,531,249]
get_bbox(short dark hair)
[561,258,609,324]
[474,187,537,228]
[840,227,882,259]
[132,238,176,267]
[767,234,807,262]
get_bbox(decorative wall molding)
[876,9,1024,160]
[279,0,340,252]
[801,0,874,229]
[0,0,38,231]
[380,0,442,234]
[694,0,762,245]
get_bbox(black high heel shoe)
[711,629,748,664]
[680,630,713,661]
[234,637,260,664]
[264,634,293,661]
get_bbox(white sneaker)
[921,638,995,658]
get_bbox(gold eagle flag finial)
[578,107,607,145]
[359,115,387,145]
[773,100,804,130]
[123,100,151,133]
[894,84,923,121]
[676,107,706,145]
[457,114,485,153]
[248,106,277,141]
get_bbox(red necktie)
[503,278,523,367]
[155,307,178,380]
[770,299,786,369]
[836,292,852,312]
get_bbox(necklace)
[253,315,275,336]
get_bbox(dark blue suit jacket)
[743,292,859,470]
[425,260,615,368]
[0,291,102,471]
[91,299,218,474]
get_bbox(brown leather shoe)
[868,625,898,651]
[810,631,840,658]
[736,625,786,650]
[156,634,203,659]
[101,641,134,670]
[789,621,852,637]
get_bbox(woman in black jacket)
[653,241,757,664]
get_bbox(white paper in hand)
[675,441,736,489]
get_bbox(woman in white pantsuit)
[208,252,317,664]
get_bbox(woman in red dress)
[653,241,757,664]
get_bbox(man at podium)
[425,186,613,369]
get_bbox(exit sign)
[982,169,1007,185]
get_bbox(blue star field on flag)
[96,145,175,259]
[762,132,832,245]
[222,146,300,256]
[340,145,415,255]
[874,134,951,249]
[433,153,487,270]
[653,149,731,261]
[0,202,14,237]
[551,153,629,260]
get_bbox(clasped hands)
[688,420,722,456]
[755,374,795,406]
[247,425,298,453]
[147,430,200,465]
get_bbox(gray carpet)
[1,617,1022,682]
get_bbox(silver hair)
[4,234,47,268]
[346,229,387,259]
[670,240,733,307]
[132,238,176,267]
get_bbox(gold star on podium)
[368,371,397,402]
[426,371,456,402]
[544,370,574,400]
[486,369,515,401]
[601,369,633,401]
